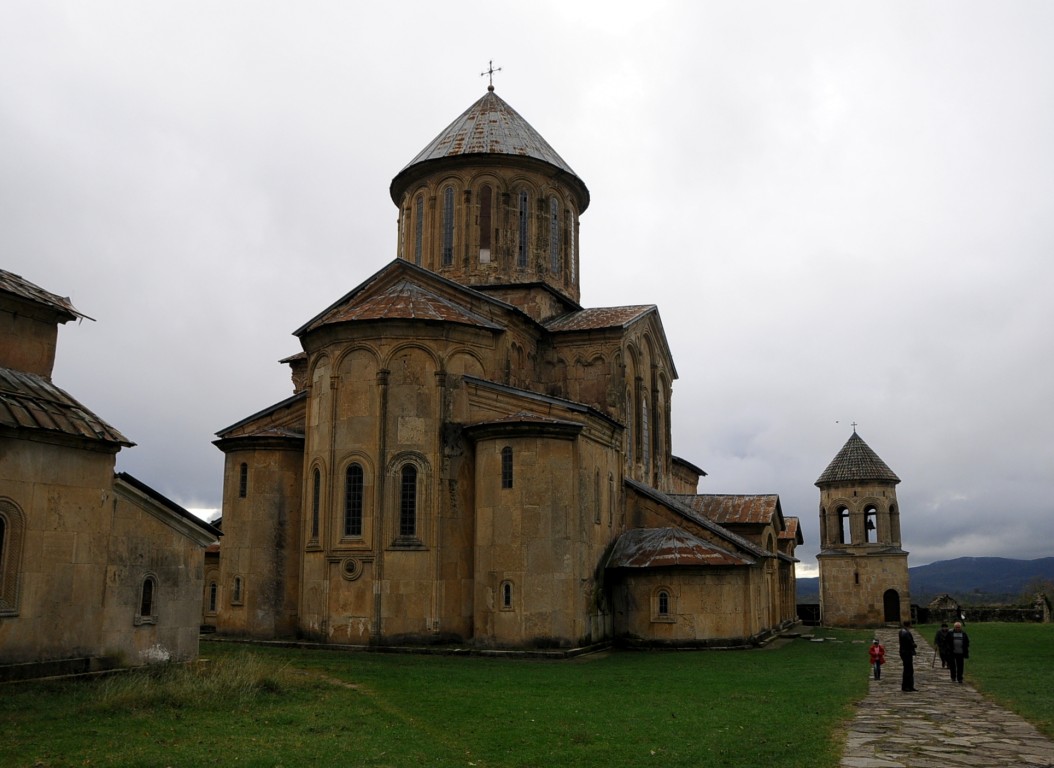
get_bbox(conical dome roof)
[390,88,589,210]
[815,432,900,486]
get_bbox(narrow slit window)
[414,194,424,265]
[399,465,417,538]
[137,576,157,624]
[501,447,513,489]
[311,468,321,540]
[345,464,364,537]
[208,581,217,613]
[502,581,513,609]
[441,186,454,266]
[658,590,669,616]
[479,184,492,263]
[549,196,560,273]
[517,190,529,268]
[232,576,243,604]
[238,462,248,498]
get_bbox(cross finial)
[851,421,858,433]
[481,60,502,91]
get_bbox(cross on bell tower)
[481,60,502,91]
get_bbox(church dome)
[390,88,589,210]
[815,431,901,486]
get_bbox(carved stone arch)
[443,347,486,378]
[307,457,329,544]
[385,450,433,548]
[337,452,375,542]
[383,342,442,374]
[0,497,26,616]
[335,344,381,375]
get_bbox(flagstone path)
[839,627,1054,767]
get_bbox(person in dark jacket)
[899,621,918,691]
[934,623,952,668]
[949,621,970,683]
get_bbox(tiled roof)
[302,279,503,334]
[607,527,753,569]
[0,268,92,322]
[0,366,132,446]
[544,305,655,333]
[816,432,900,486]
[675,494,782,526]
[779,517,802,541]
[401,89,579,178]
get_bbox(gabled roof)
[780,517,804,545]
[294,260,522,338]
[607,527,754,569]
[816,431,900,486]
[114,472,221,545]
[545,304,679,380]
[215,391,306,440]
[0,269,93,323]
[625,479,770,560]
[675,494,784,529]
[0,366,132,447]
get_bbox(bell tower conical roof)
[815,431,900,486]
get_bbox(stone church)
[0,269,220,679]
[212,86,802,649]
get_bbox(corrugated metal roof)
[607,527,753,568]
[780,517,802,542]
[0,268,93,322]
[675,494,781,526]
[401,89,579,177]
[0,366,132,446]
[544,305,656,333]
[816,431,900,486]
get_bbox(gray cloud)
[3,1,1051,576]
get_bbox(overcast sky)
[3,1,1052,577]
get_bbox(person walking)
[934,622,952,668]
[899,620,918,691]
[869,638,886,680]
[949,621,970,683]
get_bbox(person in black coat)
[949,621,970,683]
[899,620,918,691]
[934,623,952,668]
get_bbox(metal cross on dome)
[481,60,502,90]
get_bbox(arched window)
[501,447,513,489]
[441,185,455,266]
[837,507,849,545]
[399,465,417,538]
[517,190,529,268]
[208,581,218,613]
[549,196,560,273]
[501,581,513,610]
[344,464,364,537]
[232,576,243,605]
[238,462,248,498]
[413,194,424,265]
[626,388,634,465]
[658,590,670,616]
[0,501,25,616]
[136,575,157,625]
[311,468,321,540]
[479,184,493,263]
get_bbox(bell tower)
[815,429,910,626]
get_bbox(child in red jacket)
[869,638,886,680]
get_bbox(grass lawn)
[919,621,1054,739]
[1,630,871,768]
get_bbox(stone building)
[815,430,909,626]
[212,87,801,649]
[0,269,220,679]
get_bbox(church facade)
[212,87,801,649]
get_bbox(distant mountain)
[796,557,1054,605]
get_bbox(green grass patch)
[920,622,1054,739]
[2,632,871,768]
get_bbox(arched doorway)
[883,589,901,622]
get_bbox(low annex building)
[211,87,801,649]
[0,269,220,679]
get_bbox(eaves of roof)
[0,366,132,447]
[0,268,94,322]
[461,375,623,431]
[607,527,754,569]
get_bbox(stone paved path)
[840,628,1054,767]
